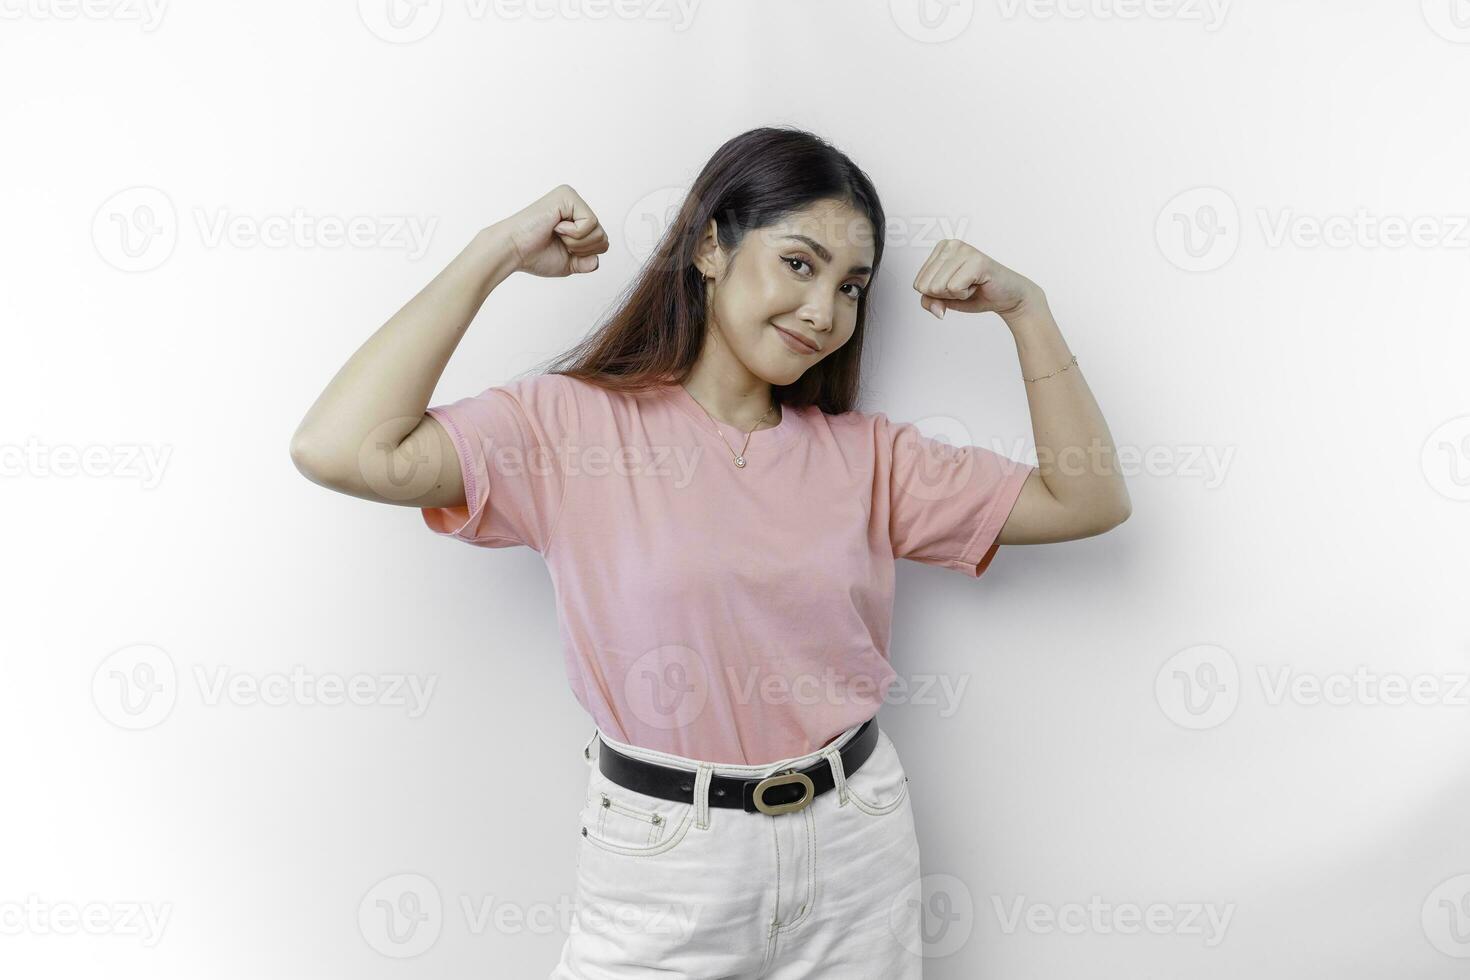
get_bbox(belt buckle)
[752,768,815,815]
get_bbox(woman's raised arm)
[287,185,608,509]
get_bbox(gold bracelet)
[1024,354,1077,383]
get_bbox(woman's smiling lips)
[773,324,821,355]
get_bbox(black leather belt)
[588,717,879,815]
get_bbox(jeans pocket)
[842,729,910,817]
[580,765,698,858]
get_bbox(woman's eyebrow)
[781,234,873,276]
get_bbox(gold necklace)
[682,385,778,468]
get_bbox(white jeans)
[550,717,925,978]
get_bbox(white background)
[4,0,1469,976]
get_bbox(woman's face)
[696,198,876,388]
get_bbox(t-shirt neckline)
[662,381,799,453]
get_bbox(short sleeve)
[881,414,1036,578]
[420,372,577,552]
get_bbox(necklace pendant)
[734,455,746,467]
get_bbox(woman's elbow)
[289,428,347,488]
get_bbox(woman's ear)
[694,217,725,280]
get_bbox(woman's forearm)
[289,224,520,480]
[1002,293,1131,528]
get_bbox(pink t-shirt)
[421,372,1034,765]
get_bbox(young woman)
[290,126,1129,977]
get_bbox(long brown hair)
[534,126,886,416]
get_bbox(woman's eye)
[785,256,864,301]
